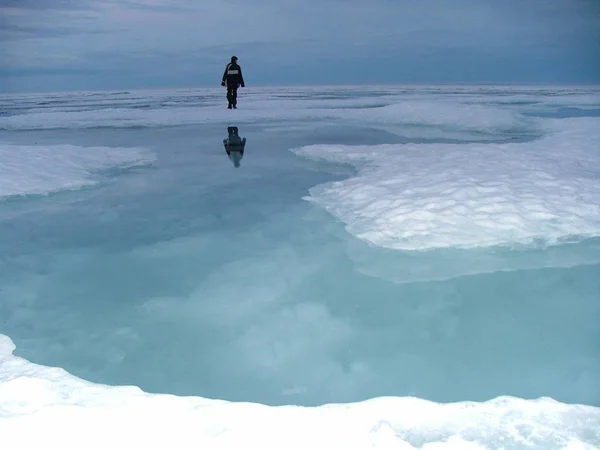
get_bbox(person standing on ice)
[221,56,245,109]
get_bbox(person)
[221,56,245,109]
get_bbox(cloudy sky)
[1,0,599,92]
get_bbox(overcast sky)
[1,0,599,92]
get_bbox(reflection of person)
[228,150,243,168]
[221,56,245,109]
[223,126,246,168]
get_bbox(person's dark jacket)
[221,62,245,88]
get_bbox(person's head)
[231,56,238,63]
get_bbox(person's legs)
[231,86,238,108]
[226,86,235,108]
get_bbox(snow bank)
[1,335,598,450]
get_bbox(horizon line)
[2,81,600,96]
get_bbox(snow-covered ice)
[1,85,599,449]
[292,117,600,250]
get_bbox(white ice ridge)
[0,143,156,198]
[0,335,598,450]
[292,117,600,251]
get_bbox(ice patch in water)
[0,334,599,450]
[292,117,600,251]
[0,143,156,198]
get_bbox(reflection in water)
[223,126,246,168]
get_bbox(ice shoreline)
[1,335,599,450]
[0,143,156,198]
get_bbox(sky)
[1,0,599,92]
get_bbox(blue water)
[1,87,599,407]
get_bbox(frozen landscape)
[1,85,600,449]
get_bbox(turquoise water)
[1,87,599,407]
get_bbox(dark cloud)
[0,0,94,10]
[119,1,195,13]
[0,23,109,41]
[1,0,599,91]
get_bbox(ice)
[1,86,600,449]
[0,143,155,198]
[1,335,599,450]
[292,117,600,251]
[0,87,538,141]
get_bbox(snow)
[1,335,599,450]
